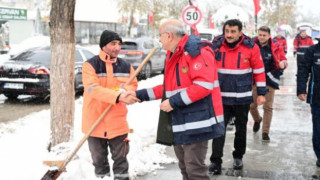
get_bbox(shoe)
[208,162,221,175]
[233,158,243,170]
[317,159,320,167]
[95,172,110,178]
[253,118,262,132]
[262,133,270,141]
[228,117,235,125]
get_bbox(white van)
[198,28,221,42]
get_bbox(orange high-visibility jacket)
[81,50,138,139]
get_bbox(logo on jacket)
[243,58,249,63]
[181,66,189,73]
[193,63,202,70]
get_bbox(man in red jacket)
[134,19,224,180]
[251,26,287,141]
[293,29,313,69]
[209,19,267,174]
[273,30,287,54]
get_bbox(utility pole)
[188,0,193,33]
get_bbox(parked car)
[9,35,50,57]
[118,37,166,80]
[0,45,94,100]
[198,28,221,42]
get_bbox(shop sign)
[0,7,27,21]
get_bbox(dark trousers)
[210,104,250,164]
[311,104,320,159]
[174,141,210,180]
[88,134,129,180]
[296,55,304,71]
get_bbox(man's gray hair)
[161,20,186,37]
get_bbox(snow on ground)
[0,74,177,180]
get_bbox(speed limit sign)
[182,6,202,26]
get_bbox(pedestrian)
[273,29,287,54]
[134,19,225,180]
[251,26,288,141]
[209,19,268,174]
[297,37,320,168]
[293,29,313,69]
[81,30,139,179]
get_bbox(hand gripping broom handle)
[58,47,157,171]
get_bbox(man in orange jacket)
[82,30,139,179]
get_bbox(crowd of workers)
[80,18,319,180]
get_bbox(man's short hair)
[223,19,243,32]
[258,26,271,34]
[161,20,186,38]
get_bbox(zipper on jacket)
[222,52,226,67]
[200,55,208,67]
[237,52,242,68]
[176,63,181,86]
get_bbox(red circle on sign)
[182,6,202,26]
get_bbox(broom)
[41,47,157,180]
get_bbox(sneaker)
[317,159,320,167]
[208,162,222,175]
[262,133,270,141]
[233,158,243,170]
[253,118,262,132]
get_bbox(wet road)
[0,95,50,123]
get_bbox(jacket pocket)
[236,80,252,99]
[183,109,213,135]
[180,98,213,136]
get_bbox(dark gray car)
[0,46,94,100]
[118,37,166,80]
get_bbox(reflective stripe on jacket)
[82,50,138,139]
[297,41,320,106]
[253,37,287,89]
[293,35,313,56]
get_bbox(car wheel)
[4,93,18,99]
[143,62,152,79]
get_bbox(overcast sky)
[297,0,320,15]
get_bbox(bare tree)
[118,0,188,37]
[118,0,151,37]
[49,0,76,147]
[260,0,297,29]
[166,0,188,19]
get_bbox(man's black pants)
[210,104,250,164]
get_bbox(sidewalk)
[135,54,320,179]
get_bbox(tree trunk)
[127,9,134,37]
[49,0,76,147]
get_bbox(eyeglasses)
[159,32,168,37]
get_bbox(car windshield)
[10,48,51,67]
[121,42,138,50]
[199,33,213,41]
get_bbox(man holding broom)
[81,30,139,179]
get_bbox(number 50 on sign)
[182,6,202,26]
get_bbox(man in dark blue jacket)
[297,38,320,167]
[250,26,287,142]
